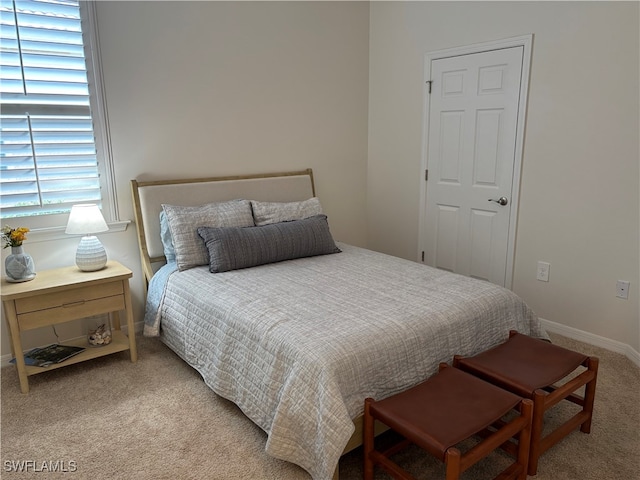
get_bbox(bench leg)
[516,399,533,480]
[580,357,598,433]
[528,390,546,476]
[445,447,462,480]
[363,398,375,480]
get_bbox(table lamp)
[65,204,109,271]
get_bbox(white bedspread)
[144,243,546,479]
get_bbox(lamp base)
[76,236,107,272]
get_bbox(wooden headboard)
[131,169,315,287]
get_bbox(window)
[0,0,116,228]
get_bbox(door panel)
[469,208,496,280]
[434,204,459,272]
[439,111,463,183]
[474,109,502,185]
[424,46,524,286]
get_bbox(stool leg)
[363,398,375,480]
[528,389,546,476]
[580,357,599,434]
[517,399,534,480]
[445,447,462,480]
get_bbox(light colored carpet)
[1,333,638,479]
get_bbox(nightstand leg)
[123,280,137,362]
[3,300,29,394]
[111,310,121,331]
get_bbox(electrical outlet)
[537,261,550,282]
[616,280,630,299]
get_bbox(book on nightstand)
[10,344,86,368]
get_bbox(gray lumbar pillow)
[198,214,341,273]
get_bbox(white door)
[421,43,528,287]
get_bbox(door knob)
[488,196,509,206]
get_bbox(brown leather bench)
[363,363,533,480]
[454,331,598,475]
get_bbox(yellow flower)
[2,226,30,248]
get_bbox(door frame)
[418,34,533,289]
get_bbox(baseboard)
[540,318,640,368]
[1,320,145,368]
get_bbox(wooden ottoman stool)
[363,363,533,480]
[453,331,598,476]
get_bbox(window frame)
[0,0,127,242]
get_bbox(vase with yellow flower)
[3,226,36,282]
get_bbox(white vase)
[5,246,36,282]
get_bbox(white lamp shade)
[65,204,109,271]
[65,204,109,234]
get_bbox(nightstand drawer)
[18,295,126,330]
[15,282,124,314]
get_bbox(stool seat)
[454,332,588,397]
[370,366,522,460]
[454,331,598,476]
[364,363,533,480]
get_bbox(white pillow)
[162,200,254,271]
[159,210,176,263]
[251,197,323,226]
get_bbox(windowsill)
[24,220,131,244]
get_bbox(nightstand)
[1,261,137,393]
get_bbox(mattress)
[144,243,546,479]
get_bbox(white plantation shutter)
[0,0,111,220]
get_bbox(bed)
[131,169,547,480]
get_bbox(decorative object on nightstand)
[65,204,109,272]
[11,344,85,367]
[2,225,36,283]
[88,323,112,346]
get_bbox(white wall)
[3,1,638,360]
[1,1,370,356]
[368,1,640,351]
